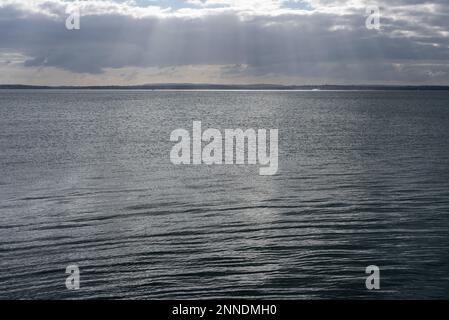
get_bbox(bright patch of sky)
[112,0,313,11]
[123,1,199,9]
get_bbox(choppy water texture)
[1,90,449,299]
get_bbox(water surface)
[1,90,449,299]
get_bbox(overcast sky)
[1,0,448,85]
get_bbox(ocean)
[1,90,449,299]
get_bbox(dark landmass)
[1,84,449,90]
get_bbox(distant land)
[1,84,449,90]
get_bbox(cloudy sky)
[1,0,448,85]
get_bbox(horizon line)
[2,83,449,91]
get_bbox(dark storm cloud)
[1,0,449,83]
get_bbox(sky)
[0,0,448,86]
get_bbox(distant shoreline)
[1,84,449,91]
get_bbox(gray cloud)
[0,0,449,84]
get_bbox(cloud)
[0,0,448,84]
